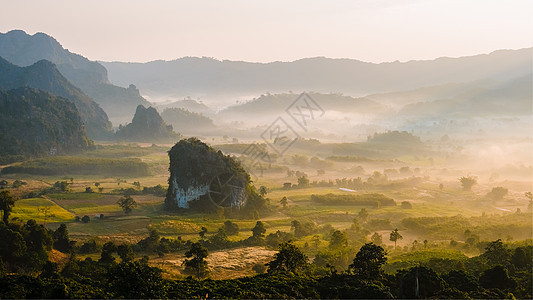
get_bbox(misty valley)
[0,29,531,299]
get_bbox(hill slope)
[0,56,112,139]
[116,105,181,142]
[0,87,90,160]
[0,30,151,124]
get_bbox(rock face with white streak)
[165,138,250,211]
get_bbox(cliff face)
[115,105,180,142]
[0,57,112,139]
[0,87,90,159]
[165,138,249,210]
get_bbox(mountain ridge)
[0,56,112,139]
[101,47,532,105]
[0,30,151,124]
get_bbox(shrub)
[401,201,412,209]
[252,263,267,274]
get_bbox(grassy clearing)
[10,197,74,223]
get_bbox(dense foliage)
[0,57,112,139]
[0,219,531,299]
[0,88,91,160]
[1,156,149,176]
[311,193,396,207]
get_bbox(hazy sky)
[1,0,531,63]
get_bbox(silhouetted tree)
[267,242,308,274]
[99,241,117,264]
[0,190,15,224]
[52,224,72,253]
[252,221,266,239]
[486,187,508,201]
[117,244,135,262]
[389,228,403,248]
[183,242,209,279]
[199,227,208,240]
[280,196,288,209]
[479,265,516,290]
[117,195,137,215]
[459,176,477,191]
[349,242,387,280]
[371,232,383,246]
[329,230,348,250]
[223,220,239,236]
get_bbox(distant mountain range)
[101,48,532,105]
[0,30,150,124]
[0,87,90,160]
[396,74,532,119]
[0,57,112,138]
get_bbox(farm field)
[2,142,531,280]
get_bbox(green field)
[11,197,74,223]
[1,142,532,280]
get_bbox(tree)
[209,228,229,247]
[486,187,508,201]
[482,239,510,266]
[81,215,90,223]
[117,244,135,262]
[371,232,383,246]
[52,224,72,253]
[297,175,309,187]
[117,195,137,215]
[258,186,268,196]
[266,242,308,274]
[358,208,369,223]
[199,227,208,239]
[280,196,288,209]
[223,220,239,236]
[442,270,479,293]
[329,230,348,250]
[100,241,117,264]
[397,266,445,298]
[252,263,267,274]
[479,265,516,290]
[0,190,15,224]
[183,242,209,279]
[349,242,387,280]
[291,220,316,237]
[389,228,403,248]
[108,260,166,299]
[511,246,532,270]
[252,221,266,239]
[459,176,477,191]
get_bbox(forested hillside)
[0,57,112,139]
[0,88,90,161]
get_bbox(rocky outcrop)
[115,105,180,142]
[165,138,249,210]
